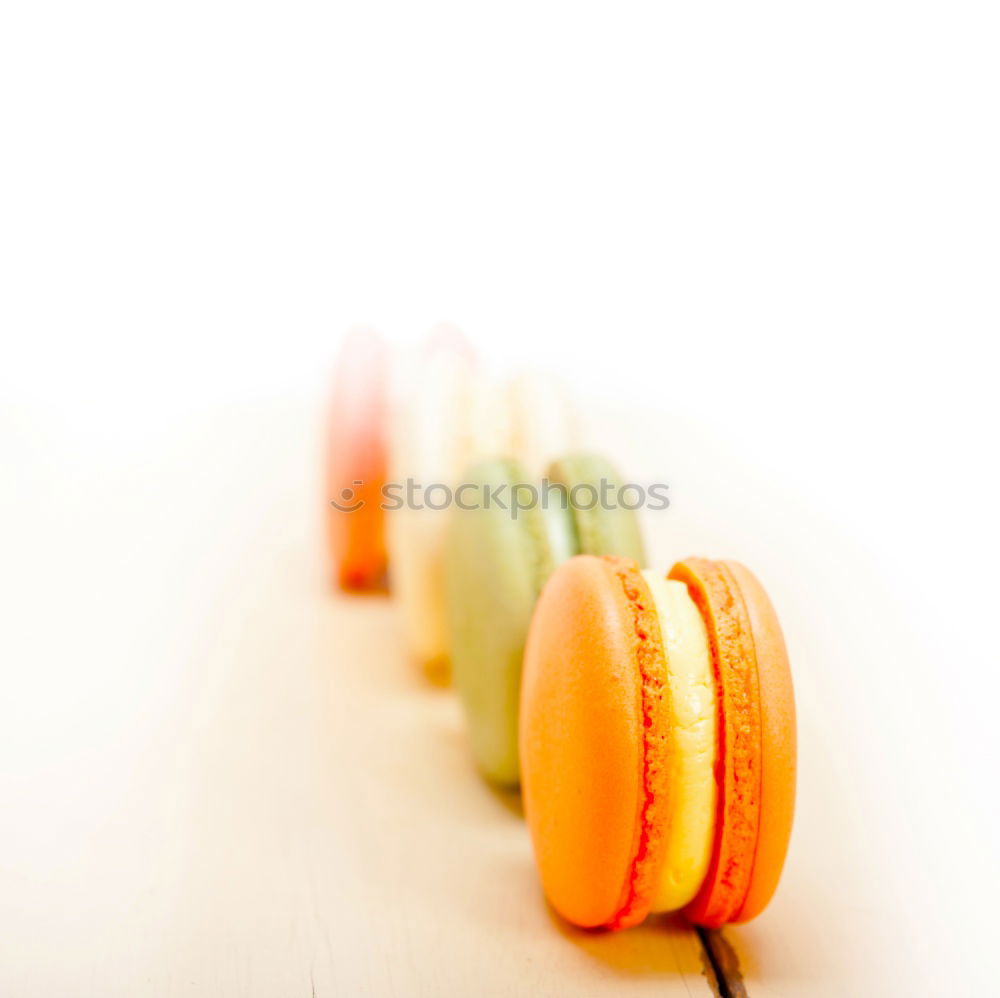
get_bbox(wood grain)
[0,402,713,996]
[1,397,991,995]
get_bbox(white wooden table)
[0,398,991,995]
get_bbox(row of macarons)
[325,326,796,932]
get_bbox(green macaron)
[444,453,646,786]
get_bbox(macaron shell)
[604,557,675,929]
[445,458,555,785]
[722,561,796,923]
[424,321,477,361]
[389,506,452,674]
[326,327,389,590]
[669,558,762,929]
[547,454,646,565]
[387,327,482,673]
[520,555,672,929]
[506,370,578,478]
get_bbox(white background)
[2,2,998,994]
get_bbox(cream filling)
[642,573,718,912]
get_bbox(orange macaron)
[519,554,795,930]
[325,327,390,591]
